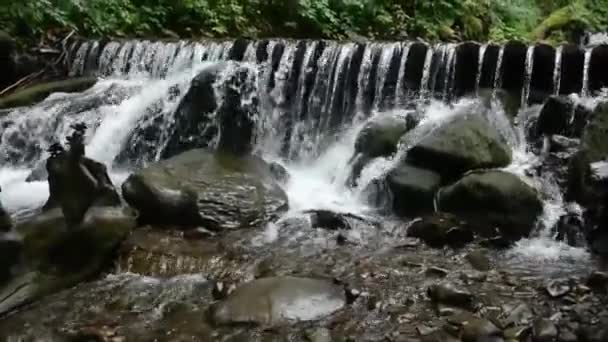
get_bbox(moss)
[0,77,97,109]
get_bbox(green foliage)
[0,0,606,44]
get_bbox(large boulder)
[387,162,442,216]
[534,95,591,138]
[210,276,346,327]
[438,171,543,239]
[120,62,259,163]
[0,206,135,316]
[407,115,512,179]
[349,113,418,185]
[122,149,288,230]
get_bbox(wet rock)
[0,77,98,109]
[122,149,288,230]
[550,135,580,153]
[438,171,543,240]
[535,96,590,138]
[305,327,332,342]
[546,279,572,298]
[558,329,577,342]
[407,213,475,248]
[0,231,22,284]
[426,266,449,278]
[554,211,585,247]
[211,276,345,327]
[307,210,353,230]
[160,62,258,158]
[355,114,417,160]
[269,161,290,184]
[587,271,608,291]
[407,115,512,179]
[502,303,534,327]
[427,284,473,309]
[533,319,558,342]
[43,124,121,226]
[466,250,492,271]
[446,313,503,342]
[504,326,532,340]
[388,162,442,216]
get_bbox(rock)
[466,250,492,271]
[502,303,534,327]
[0,206,135,317]
[407,213,475,248]
[532,319,558,342]
[545,279,572,298]
[554,212,585,247]
[535,96,591,138]
[43,127,121,226]
[549,135,580,153]
[307,210,352,230]
[123,149,288,230]
[160,62,258,159]
[587,271,608,291]
[23,206,135,274]
[438,171,543,240]
[0,77,98,109]
[0,231,22,283]
[427,284,473,309]
[446,313,503,342]
[407,115,512,179]
[210,276,345,327]
[305,327,332,342]
[425,266,449,278]
[269,161,290,184]
[387,162,442,216]
[355,114,417,159]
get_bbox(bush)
[0,0,606,44]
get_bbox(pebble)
[466,250,492,271]
[428,284,473,309]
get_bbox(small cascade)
[419,44,434,98]
[394,43,411,107]
[475,44,487,94]
[581,48,593,97]
[553,46,563,95]
[493,46,505,92]
[521,45,535,108]
[442,44,457,101]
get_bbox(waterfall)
[493,46,505,92]
[1,38,602,260]
[553,46,563,95]
[521,45,535,108]
[475,44,487,95]
[581,48,593,97]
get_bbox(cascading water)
[553,46,563,95]
[521,45,535,108]
[581,47,593,97]
[0,38,604,271]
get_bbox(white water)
[553,46,563,95]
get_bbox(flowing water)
[0,39,605,279]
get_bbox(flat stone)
[211,276,345,327]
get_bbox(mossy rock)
[407,115,512,180]
[438,170,543,239]
[0,77,97,110]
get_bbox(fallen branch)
[0,71,44,96]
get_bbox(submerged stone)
[122,149,288,230]
[407,115,512,179]
[210,276,345,327]
[407,213,475,248]
[535,96,590,138]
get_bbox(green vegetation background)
[1,0,607,44]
